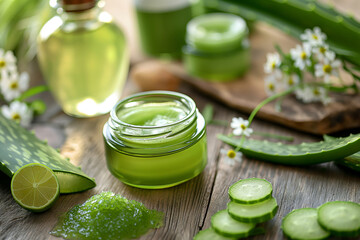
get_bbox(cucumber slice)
[211,210,256,238]
[317,201,360,237]
[282,208,330,240]
[193,228,236,240]
[228,178,272,204]
[228,197,278,223]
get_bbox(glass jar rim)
[110,90,196,130]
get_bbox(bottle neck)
[60,0,97,12]
[58,3,101,21]
[52,0,105,21]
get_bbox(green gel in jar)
[183,13,250,81]
[103,91,207,189]
[134,0,193,59]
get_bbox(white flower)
[264,52,281,74]
[0,72,29,101]
[283,73,300,89]
[230,117,253,137]
[2,101,33,127]
[315,58,341,83]
[295,86,331,105]
[0,49,17,78]
[220,148,242,166]
[264,73,280,96]
[290,43,312,70]
[312,44,335,62]
[300,27,327,46]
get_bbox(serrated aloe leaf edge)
[218,133,360,165]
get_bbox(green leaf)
[324,135,360,172]
[210,119,229,126]
[17,85,48,101]
[30,99,47,115]
[218,133,360,165]
[202,104,214,125]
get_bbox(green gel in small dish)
[183,13,250,81]
[51,192,163,240]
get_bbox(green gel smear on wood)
[51,192,164,240]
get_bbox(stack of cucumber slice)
[194,178,278,239]
[282,201,360,239]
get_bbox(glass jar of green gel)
[134,0,193,59]
[183,13,250,81]
[103,91,207,189]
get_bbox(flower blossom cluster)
[264,27,341,105]
[220,117,253,165]
[0,49,33,127]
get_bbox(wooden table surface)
[1,0,360,240]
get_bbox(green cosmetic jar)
[103,91,207,189]
[134,0,193,59]
[183,13,250,81]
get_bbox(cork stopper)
[60,0,97,12]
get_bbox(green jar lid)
[186,13,248,54]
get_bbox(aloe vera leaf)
[0,114,96,193]
[336,155,360,172]
[0,0,51,59]
[217,133,360,165]
[324,135,360,172]
[205,0,360,67]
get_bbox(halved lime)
[11,163,60,212]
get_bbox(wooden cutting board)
[162,23,360,135]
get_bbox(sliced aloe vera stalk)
[282,208,330,240]
[218,134,360,166]
[228,197,278,223]
[229,178,273,204]
[211,210,256,238]
[317,201,360,237]
[193,228,237,240]
[0,114,96,193]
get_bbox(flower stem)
[248,85,298,126]
[210,119,228,126]
[233,86,298,152]
[16,85,48,102]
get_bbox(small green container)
[103,91,207,189]
[183,13,250,81]
[134,0,193,59]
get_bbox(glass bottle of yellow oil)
[37,0,129,117]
